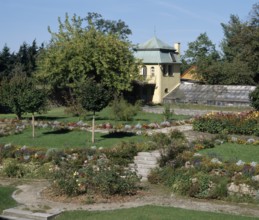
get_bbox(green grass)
[0,127,148,148]
[200,143,259,163]
[0,106,185,149]
[55,205,259,220]
[0,186,17,213]
[0,106,189,124]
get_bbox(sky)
[0,0,257,54]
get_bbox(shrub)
[163,104,174,121]
[92,164,139,196]
[104,142,138,166]
[64,100,88,117]
[209,176,228,199]
[171,168,193,195]
[110,96,141,121]
[2,159,27,178]
[51,155,140,197]
[193,111,259,136]
[250,86,259,110]
[0,144,17,159]
[51,165,79,196]
[148,168,164,184]
[148,131,188,168]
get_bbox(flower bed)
[193,111,259,136]
[0,118,193,138]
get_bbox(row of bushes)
[193,111,259,136]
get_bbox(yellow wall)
[140,64,181,103]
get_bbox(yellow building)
[134,36,181,104]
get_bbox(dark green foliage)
[182,33,219,66]
[0,41,41,81]
[163,104,173,121]
[2,159,26,178]
[220,14,259,84]
[250,86,259,110]
[16,40,39,77]
[193,112,259,136]
[0,73,47,119]
[85,12,132,40]
[181,33,220,76]
[51,158,139,197]
[104,141,138,166]
[0,45,15,80]
[150,131,188,167]
[37,13,140,105]
[181,4,259,85]
[110,96,140,121]
[79,80,111,114]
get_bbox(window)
[168,65,173,76]
[151,67,155,76]
[164,88,168,93]
[142,66,147,79]
[162,65,167,76]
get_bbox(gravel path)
[1,179,259,218]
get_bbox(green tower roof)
[134,36,180,64]
[137,36,174,50]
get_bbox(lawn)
[0,106,189,124]
[200,143,259,163]
[0,186,17,213]
[55,205,259,220]
[0,106,187,148]
[0,128,148,148]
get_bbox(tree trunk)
[16,112,22,120]
[91,113,95,144]
[32,113,35,138]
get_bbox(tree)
[0,45,15,80]
[85,12,132,40]
[21,84,47,138]
[182,4,259,85]
[79,79,111,143]
[248,3,259,27]
[36,13,140,105]
[0,70,46,137]
[249,86,259,110]
[181,33,220,76]
[196,58,254,85]
[16,40,39,77]
[221,12,259,84]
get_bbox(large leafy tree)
[182,3,259,85]
[36,13,140,105]
[79,79,111,143]
[182,33,219,72]
[249,2,259,26]
[85,12,132,40]
[220,5,259,84]
[182,33,219,66]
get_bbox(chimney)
[174,42,181,56]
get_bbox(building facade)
[134,36,181,104]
